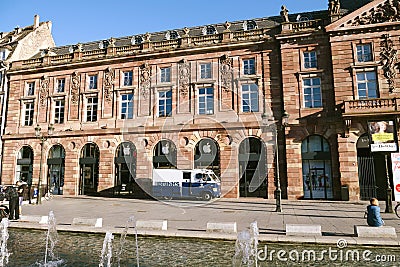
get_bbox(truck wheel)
[202,192,212,201]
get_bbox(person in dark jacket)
[366,198,384,227]
[5,185,19,220]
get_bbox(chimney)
[33,15,40,29]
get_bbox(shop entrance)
[115,142,137,195]
[47,145,65,195]
[194,138,220,178]
[238,137,266,198]
[79,143,99,195]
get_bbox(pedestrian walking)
[16,181,27,215]
[5,184,19,220]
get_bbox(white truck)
[152,169,221,201]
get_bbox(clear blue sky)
[2,1,328,47]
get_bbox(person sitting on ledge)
[366,198,384,227]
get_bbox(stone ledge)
[136,220,168,231]
[286,224,322,236]
[354,225,397,238]
[19,215,48,224]
[206,222,237,233]
[72,217,102,228]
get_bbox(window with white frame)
[304,51,317,68]
[243,58,255,75]
[26,82,35,96]
[200,63,212,79]
[56,78,65,93]
[54,99,65,124]
[303,77,322,108]
[356,44,373,62]
[86,96,98,122]
[0,49,8,60]
[158,90,172,117]
[88,75,98,89]
[198,87,214,115]
[24,101,34,126]
[123,71,133,86]
[160,67,171,83]
[121,93,134,119]
[356,71,378,99]
[242,84,259,112]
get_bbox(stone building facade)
[0,15,55,178]
[3,0,400,201]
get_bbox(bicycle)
[395,202,400,218]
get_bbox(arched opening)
[47,144,65,195]
[16,146,33,185]
[79,143,100,195]
[238,137,266,198]
[194,138,220,177]
[301,135,333,199]
[153,140,177,169]
[357,134,389,200]
[115,141,137,195]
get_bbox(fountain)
[116,216,139,267]
[40,211,63,266]
[232,221,259,267]
[0,218,9,267]
[99,231,114,267]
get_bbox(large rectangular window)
[158,90,172,117]
[357,44,372,62]
[123,71,133,86]
[86,97,98,122]
[54,99,65,124]
[121,93,134,119]
[160,67,171,83]
[198,87,214,115]
[88,75,98,90]
[24,102,34,126]
[200,63,212,79]
[303,77,322,108]
[27,82,35,96]
[56,78,65,93]
[242,84,259,112]
[304,51,317,68]
[243,58,255,75]
[357,71,378,99]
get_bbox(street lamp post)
[274,111,289,213]
[34,124,54,205]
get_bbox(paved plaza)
[6,196,400,247]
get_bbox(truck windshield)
[209,174,220,182]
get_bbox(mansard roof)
[37,9,331,58]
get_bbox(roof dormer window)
[131,35,143,45]
[202,25,217,35]
[243,20,257,31]
[165,31,180,40]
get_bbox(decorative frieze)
[103,67,114,102]
[39,75,49,107]
[349,0,400,26]
[178,59,190,97]
[71,72,80,104]
[220,54,233,92]
[140,63,151,99]
[380,34,398,92]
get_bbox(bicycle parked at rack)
[395,202,400,218]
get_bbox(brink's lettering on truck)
[152,169,221,201]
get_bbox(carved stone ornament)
[224,21,231,30]
[39,75,49,107]
[104,67,114,102]
[178,59,190,97]
[328,0,340,16]
[71,72,80,104]
[348,0,400,26]
[380,34,398,92]
[183,27,190,36]
[140,63,151,99]
[220,55,233,92]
